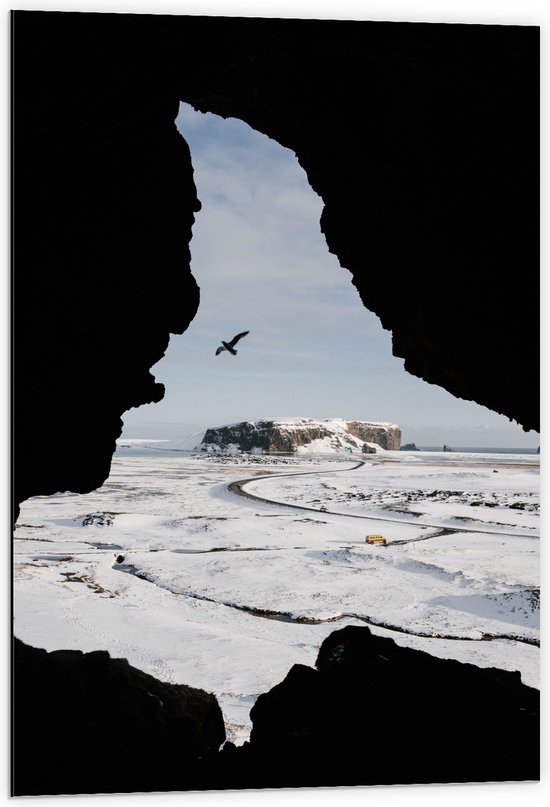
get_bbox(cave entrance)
[14,101,539,753]
[120,102,538,451]
[121,101,403,445]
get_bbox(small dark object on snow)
[114,554,125,564]
[215,331,249,356]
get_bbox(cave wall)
[11,13,540,795]
[12,11,539,507]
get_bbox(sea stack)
[200,418,401,454]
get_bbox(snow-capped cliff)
[199,417,401,454]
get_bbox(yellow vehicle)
[366,534,387,546]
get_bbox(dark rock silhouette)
[12,12,539,515]
[11,11,540,796]
[401,442,419,450]
[215,330,249,356]
[12,639,225,796]
[11,629,540,795]
[243,626,540,788]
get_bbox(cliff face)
[200,418,400,453]
[346,421,401,450]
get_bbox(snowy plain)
[14,445,539,745]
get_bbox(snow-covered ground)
[14,448,540,745]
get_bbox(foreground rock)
[201,418,401,454]
[241,626,539,788]
[13,628,539,794]
[12,639,225,796]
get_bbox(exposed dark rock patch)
[81,512,114,527]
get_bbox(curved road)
[228,461,538,541]
[225,459,539,648]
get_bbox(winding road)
[227,460,539,541]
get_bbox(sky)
[121,102,539,448]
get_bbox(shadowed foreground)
[13,627,539,795]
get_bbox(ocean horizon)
[115,441,540,460]
[416,446,539,454]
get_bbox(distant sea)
[116,442,539,458]
[417,446,539,454]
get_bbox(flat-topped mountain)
[199,417,401,454]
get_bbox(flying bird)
[215,330,250,356]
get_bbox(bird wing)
[228,330,250,348]
[215,345,226,355]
